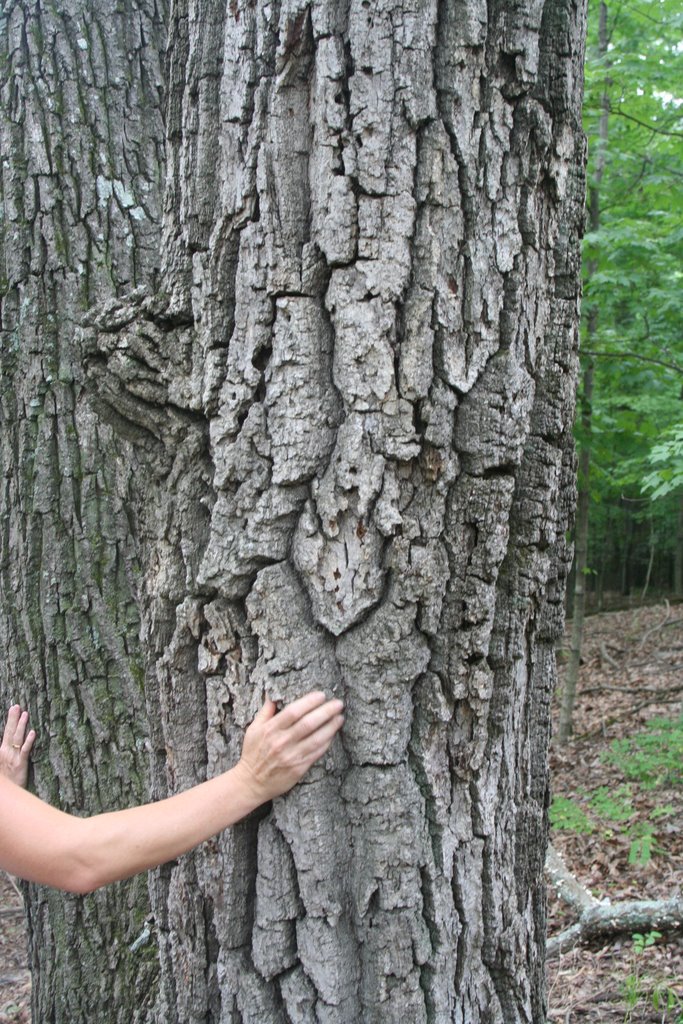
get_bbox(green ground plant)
[623,931,683,1024]
[550,716,682,866]
[604,715,683,789]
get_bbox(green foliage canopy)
[580,0,683,593]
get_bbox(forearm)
[74,764,262,891]
[0,691,343,893]
[0,764,263,894]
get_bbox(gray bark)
[1,1,587,1022]
[0,2,166,1021]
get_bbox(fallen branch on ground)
[578,689,683,737]
[637,601,670,651]
[545,844,683,958]
[546,844,598,914]
[547,895,683,958]
[599,642,620,671]
[2,872,23,900]
[579,682,683,697]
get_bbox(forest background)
[1,0,683,1021]
[575,0,682,608]
[546,0,683,1020]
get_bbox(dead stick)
[579,683,683,697]
[637,600,671,651]
[579,695,683,738]
[547,895,683,958]
[598,642,620,671]
[2,872,23,901]
[546,844,599,913]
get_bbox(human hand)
[0,705,36,788]
[235,691,344,804]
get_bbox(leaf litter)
[548,603,683,1023]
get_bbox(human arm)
[0,691,343,893]
[0,704,36,788]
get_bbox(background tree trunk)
[674,494,683,597]
[559,357,592,743]
[1,1,587,1022]
[559,0,607,744]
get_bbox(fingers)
[14,709,30,747]
[22,729,36,755]
[302,739,337,772]
[282,699,345,745]
[296,713,344,762]
[2,704,21,745]
[271,692,341,733]
[271,691,327,730]
[1,704,35,789]
[4,704,30,747]
[238,692,345,803]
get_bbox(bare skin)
[0,704,36,788]
[0,692,343,894]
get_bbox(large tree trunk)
[1,1,587,1022]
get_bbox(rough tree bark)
[0,3,166,1021]
[0,1,587,1022]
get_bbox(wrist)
[230,759,270,811]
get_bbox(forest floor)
[0,604,681,1024]
[0,873,29,1024]
[547,602,683,1023]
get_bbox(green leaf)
[549,796,595,834]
